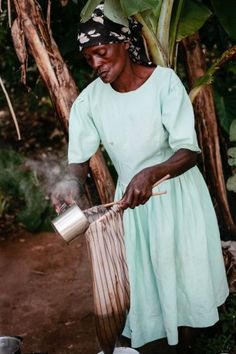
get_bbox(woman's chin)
[100,77,110,83]
[100,75,111,83]
[99,70,116,84]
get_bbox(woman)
[52,3,229,353]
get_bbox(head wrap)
[78,3,152,66]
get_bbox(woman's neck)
[111,61,155,93]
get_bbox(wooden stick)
[102,190,167,208]
[0,76,21,140]
[152,190,167,197]
[152,173,170,187]
[102,174,170,208]
[102,201,119,208]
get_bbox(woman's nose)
[90,56,102,70]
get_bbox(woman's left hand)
[119,168,154,209]
[118,149,198,210]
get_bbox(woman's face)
[83,42,129,83]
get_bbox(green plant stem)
[135,13,167,66]
[169,0,185,67]
[172,41,179,71]
[157,0,174,66]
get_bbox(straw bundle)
[85,205,130,354]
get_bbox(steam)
[24,152,67,197]
[24,152,91,210]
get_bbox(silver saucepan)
[51,203,90,244]
[0,336,22,354]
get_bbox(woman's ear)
[123,41,130,50]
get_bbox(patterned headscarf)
[78,3,152,66]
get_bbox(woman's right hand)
[50,177,83,214]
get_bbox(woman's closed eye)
[97,49,107,57]
[84,51,107,63]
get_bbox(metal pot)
[51,203,90,244]
[0,337,22,354]
[98,348,140,354]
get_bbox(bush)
[194,293,236,353]
[0,149,55,232]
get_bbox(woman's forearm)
[120,149,199,209]
[146,149,198,185]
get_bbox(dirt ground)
[0,230,178,354]
[0,231,99,354]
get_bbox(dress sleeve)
[161,69,201,153]
[68,95,100,163]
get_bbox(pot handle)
[57,202,74,215]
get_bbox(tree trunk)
[182,33,236,237]
[12,0,115,205]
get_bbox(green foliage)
[230,120,236,142]
[81,0,128,26]
[211,62,236,196]
[120,0,159,17]
[0,149,55,232]
[210,0,236,40]
[194,294,236,353]
[194,333,235,354]
[193,46,236,90]
[80,0,102,22]
[227,148,236,167]
[192,50,236,133]
[177,0,212,42]
[104,0,128,26]
[169,0,211,67]
[227,175,236,193]
[168,0,184,64]
[190,0,236,109]
[214,90,230,133]
[79,0,168,23]
[214,89,236,133]
[220,293,236,334]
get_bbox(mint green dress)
[68,66,229,347]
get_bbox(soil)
[0,230,98,354]
[0,231,176,354]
